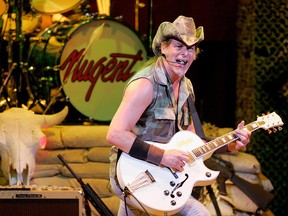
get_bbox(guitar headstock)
[257,112,284,133]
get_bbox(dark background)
[108,0,239,127]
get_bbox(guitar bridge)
[126,170,155,193]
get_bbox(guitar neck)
[192,121,261,158]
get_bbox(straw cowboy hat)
[152,15,204,55]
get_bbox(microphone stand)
[57,154,113,216]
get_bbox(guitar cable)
[115,150,151,215]
[122,186,150,216]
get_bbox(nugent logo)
[55,19,147,121]
[59,49,144,101]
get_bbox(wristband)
[129,137,164,165]
[147,145,165,165]
[129,137,151,161]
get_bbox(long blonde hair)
[141,38,202,70]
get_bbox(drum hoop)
[96,17,148,54]
[27,22,63,68]
[59,17,148,65]
[84,16,148,54]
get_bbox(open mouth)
[175,59,188,66]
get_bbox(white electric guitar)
[116,112,283,215]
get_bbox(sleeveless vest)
[129,56,195,143]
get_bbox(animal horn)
[41,106,69,128]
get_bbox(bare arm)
[106,78,153,153]
[106,78,190,171]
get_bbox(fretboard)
[192,120,263,158]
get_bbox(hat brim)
[152,22,204,55]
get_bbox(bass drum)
[28,17,147,122]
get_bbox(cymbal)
[0,0,7,16]
[31,0,83,14]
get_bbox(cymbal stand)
[13,0,30,107]
[0,0,35,108]
[147,0,153,52]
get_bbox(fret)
[193,148,201,157]
[245,123,258,132]
[243,127,249,131]
[200,146,206,153]
[203,145,210,151]
[207,142,215,150]
[211,140,218,147]
[216,138,224,146]
[227,133,234,140]
[250,122,259,129]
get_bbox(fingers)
[234,120,251,150]
[178,160,186,171]
[237,120,245,129]
[234,140,247,150]
[236,131,249,144]
[171,155,188,172]
[228,120,252,151]
[162,150,189,172]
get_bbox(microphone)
[162,54,187,66]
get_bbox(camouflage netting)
[236,0,288,215]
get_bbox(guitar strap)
[187,95,206,140]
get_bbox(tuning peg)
[273,128,278,133]
[278,127,283,131]
[267,129,272,134]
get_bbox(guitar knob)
[176,191,182,197]
[205,172,212,177]
[171,200,176,206]
[170,181,176,187]
[164,190,170,196]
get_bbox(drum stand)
[0,0,36,110]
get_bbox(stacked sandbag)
[28,125,119,216]
[202,122,275,215]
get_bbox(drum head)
[59,19,147,122]
[31,0,82,14]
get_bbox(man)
[107,15,251,215]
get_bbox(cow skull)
[0,106,68,185]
